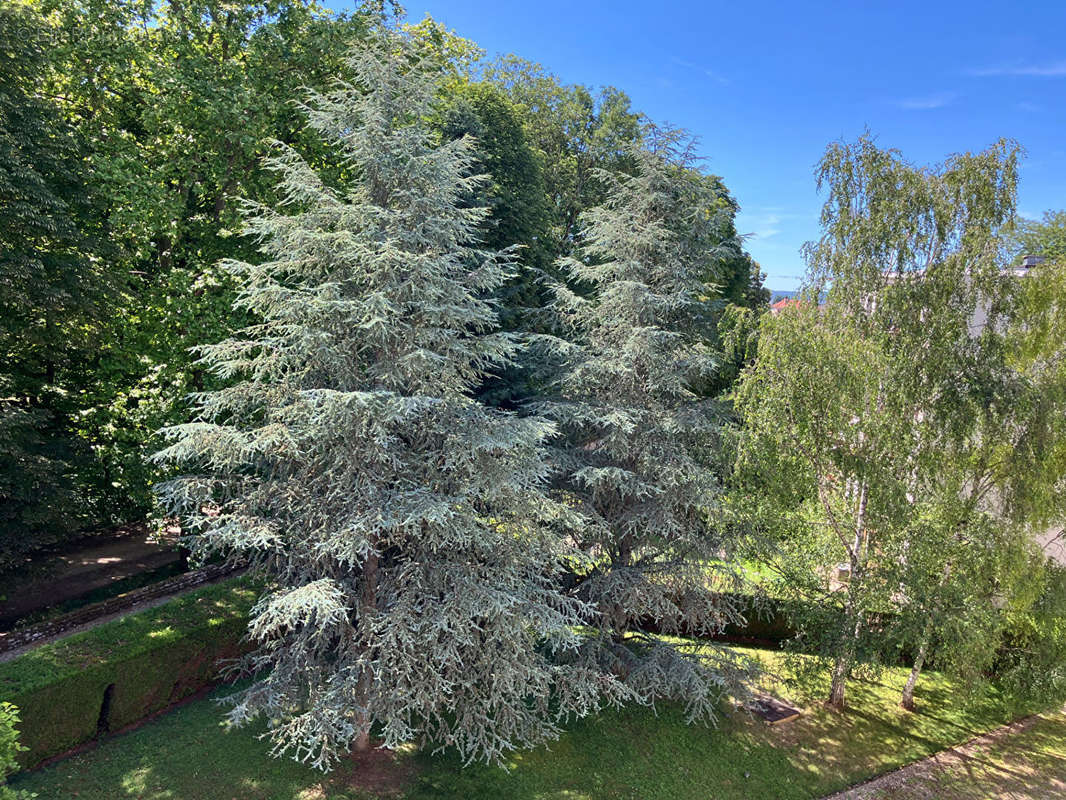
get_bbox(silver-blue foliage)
[154,30,630,770]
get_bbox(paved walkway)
[825,706,1066,799]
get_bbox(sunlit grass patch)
[13,645,1042,800]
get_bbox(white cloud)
[740,209,793,240]
[753,218,781,239]
[896,92,957,110]
[969,60,1066,77]
[670,57,730,85]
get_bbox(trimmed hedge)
[0,578,255,769]
[722,593,800,643]
[635,592,804,646]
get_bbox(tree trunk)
[828,653,849,709]
[610,535,633,645]
[353,552,379,753]
[828,483,869,711]
[828,589,864,711]
[901,591,938,711]
[900,631,929,712]
[353,727,371,753]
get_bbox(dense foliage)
[0,702,29,800]
[733,135,1066,710]
[37,0,373,526]
[0,1,766,569]
[539,128,757,720]
[1012,210,1066,263]
[155,33,640,767]
[0,1,109,563]
[5,0,1063,777]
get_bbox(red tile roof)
[770,298,800,314]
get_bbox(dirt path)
[823,706,1066,799]
[0,563,240,663]
[0,523,182,625]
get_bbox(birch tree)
[155,31,624,770]
[734,134,1058,710]
[733,300,909,709]
[807,136,1062,711]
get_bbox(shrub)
[996,562,1066,709]
[0,702,31,799]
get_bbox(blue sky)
[339,0,1065,291]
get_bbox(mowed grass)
[860,708,1066,800]
[12,648,1038,800]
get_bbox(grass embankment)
[13,646,1034,800]
[0,577,256,768]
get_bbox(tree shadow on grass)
[862,712,1066,800]
[11,666,1040,800]
[10,685,416,800]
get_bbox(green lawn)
[11,648,1035,800]
[858,708,1066,800]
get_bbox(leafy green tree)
[689,173,768,398]
[156,32,625,769]
[712,300,764,395]
[679,171,767,313]
[1011,210,1066,263]
[887,469,1042,711]
[0,0,110,564]
[808,136,1063,711]
[988,247,1066,709]
[882,266,1060,711]
[734,135,1050,710]
[435,81,554,408]
[486,56,643,259]
[996,562,1066,708]
[38,0,371,521]
[403,14,484,78]
[540,127,757,721]
[733,301,908,709]
[438,82,553,292]
[485,57,766,395]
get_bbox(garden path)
[824,706,1066,799]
